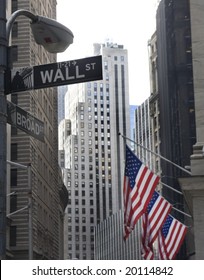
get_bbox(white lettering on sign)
[40,69,54,83]
[53,69,65,82]
[16,112,44,136]
[86,63,96,71]
[40,65,86,84]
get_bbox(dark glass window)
[10,169,17,186]
[10,194,17,213]
[10,226,17,246]
[11,143,17,161]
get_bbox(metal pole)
[119,132,192,176]
[6,160,33,259]
[28,164,33,260]
[0,0,7,260]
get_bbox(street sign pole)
[0,0,7,260]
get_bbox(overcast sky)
[57,0,158,105]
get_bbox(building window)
[12,0,18,13]
[12,22,18,38]
[10,226,17,246]
[11,143,17,160]
[10,194,17,213]
[10,169,17,186]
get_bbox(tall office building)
[179,0,204,260]
[58,86,67,124]
[156,0,196,258]
[148,32,162,176]
[135,99,153,169]
[129,105,137,150]
[8,0,67,259]
[60,42,130,259]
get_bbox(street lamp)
[0,1,73,259]
[6,10,74,53]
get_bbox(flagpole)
[171,206,192,218]
[161,182,183,195]
[119,132,192,176]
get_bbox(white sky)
[57,0,158,105]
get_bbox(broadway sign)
[7,101,44,142]
[6,55,103,93]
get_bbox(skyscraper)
[59,42,130,259]
[8,0,67,259]
[156,0,196,259]
[58,85,67,124]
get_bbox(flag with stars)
[123,145,160,239]
[158,214,187,260]
[141,191,172,259]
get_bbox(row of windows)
[67,199,94,207]
[68,190,93,196]
[67,206,94,214]
[67,181,93,188]
[68,225,94,233]
[68,234,93,242]
[68,243,94,251]
[68,216,95,223]
[67,173,94,180]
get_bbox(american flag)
[141,191,172,260]
[123,145,160,239]
[158,214,187,260]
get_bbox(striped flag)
[123,145,160,239]
[158,214,187,260]
[141,191,172,259]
